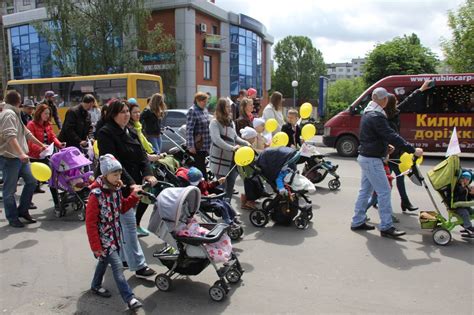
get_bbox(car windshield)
[164,111,187,128]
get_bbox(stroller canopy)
[427,155,460,208]
[50,147,91,172]
[148,186,201,233]
[256,146,298,184]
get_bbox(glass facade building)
[9,24,59,79]
[229,25,262,97]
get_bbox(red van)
[323,74,474,157]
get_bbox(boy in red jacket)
[85,154,143,311]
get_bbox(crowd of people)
[0,80,472,310]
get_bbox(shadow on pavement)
[360,231,441,270]
[411,233,474,265]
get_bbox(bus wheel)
[336,135,358,157]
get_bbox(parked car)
[161,109,188,153]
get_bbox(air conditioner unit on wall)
[199,23,207,33]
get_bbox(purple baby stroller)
[48,147,94,220]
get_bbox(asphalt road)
[1,141,473,315]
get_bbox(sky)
[216,0,465,63]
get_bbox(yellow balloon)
[399,152,423,173]
[271,132,289,147]
[301,124,316,141]
[300,102,312,119]
[93,140,99,157]
[31,162,52,182]
[234,146,255,167]
[265,118,278,133]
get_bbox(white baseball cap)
[372,87,389,100]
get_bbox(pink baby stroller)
[48,147,94,220]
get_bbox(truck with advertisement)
[322,74,474,156]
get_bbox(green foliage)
[363,33,438,86]
[272,36,326,101]
[441,0,474,73]
[326,77,366,118]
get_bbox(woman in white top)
[262,91,285,134]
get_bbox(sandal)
[91,287,112,298]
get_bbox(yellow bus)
[6,73,163,128]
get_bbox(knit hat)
[460,171,471,181]
[240,126,257,140]
[188,167,203,186]
[253,117,265,128]
[100,154,122,175]
[128,98,137,105]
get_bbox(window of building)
[36,0,44,6]
[212,25,218,35]
[23,0,31,5]
[229,25,263,97]
[203,55,212,80]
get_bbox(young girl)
[141,93,167,153]
[85,154,143,311]
[453,171,474,236]
[252,118,268,152]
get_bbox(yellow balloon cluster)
[301,124,316,141]
[299,103,312,119]
[271,132,289,147]
[31,162,52,182]
[234,146,255,166]
[265,119,278,133]
[399,152,423,173]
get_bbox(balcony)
[203,34,226,52]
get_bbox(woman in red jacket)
[27,104,65,208]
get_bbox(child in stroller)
[176,167,244,240]
[49,147,94,220]
[414,154,474,245]
[248,146,315,229]
[148,186,244,301]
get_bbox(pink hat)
[247,88,257,97]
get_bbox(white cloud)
[216,0,465,63]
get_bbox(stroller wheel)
[155,274,172,292]
[225,269,242,283]
[307,211,313,221]
[328,179,341,190]
[294,215,309,229]
[228,227,243,241]
[209,284,227,302]
[54,208,62,218]
[249,209,268,228]
[432,228,452,246]
[262,198,273,211]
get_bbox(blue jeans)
[211,199,236,224]
[223,165,238,201]
[91,250,134,304]
[0,157,37,223]
[148,136,161,154]
[366,192,378,211]
[119,209,146,272]
[352,155,393,231]
[455,207,473,228]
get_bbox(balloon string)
[225,164,237,178]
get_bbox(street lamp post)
[291,80,298,108]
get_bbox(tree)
[35,0,183,105]
[441,0,474,73]
[272,36,326,102]
[326,77,366,119]
[363,34,438,86]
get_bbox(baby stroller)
[409,155,474,245]
[148,186,244,301]
[300,140,341,190]
[48,147,94,220]
[248,147,314,229]
[174,167,244,241]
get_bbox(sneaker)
[128,298,143,310]
[233,217,243,225]
[91,287,112,298]
[19,214,37,224]
[135,266,156,279]
[137,226,150,237]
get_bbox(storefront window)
[229,25,263,97]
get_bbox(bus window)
[70,81,95,106]
[137,79,160,98]
[51,82,71,107]
[31,83,52,101]
[95,79,127,105]
[428,85,474,113]
[396,87,426,113]
[352,93,371,115]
